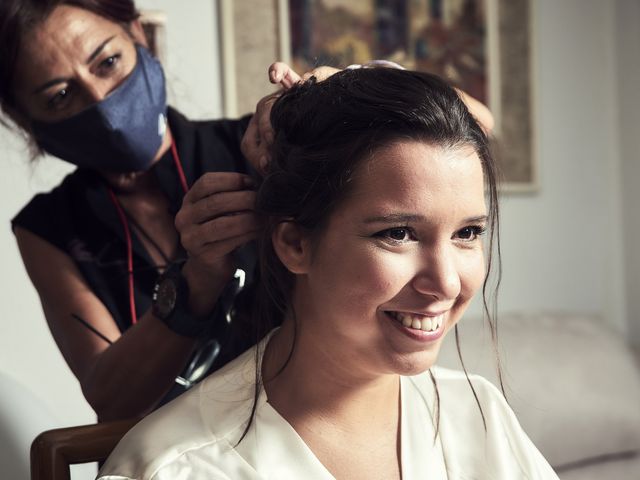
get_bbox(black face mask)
[31,45,168,173]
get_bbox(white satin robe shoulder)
[98,338,559,480]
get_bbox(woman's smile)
[385,310,446,333]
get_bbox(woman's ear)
[272,222,311,274]
[129,19,149,47]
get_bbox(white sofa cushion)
[436,312,640,469]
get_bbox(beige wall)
[464,0,629,338]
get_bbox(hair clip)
[345,60,406,70]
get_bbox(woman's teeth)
[389,312,444,332]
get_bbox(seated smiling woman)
[98,68,559,479]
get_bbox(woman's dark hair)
[0,0,139,128]
[237,67,502,442]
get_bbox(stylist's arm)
[15,228,202,422]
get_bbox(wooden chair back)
[30,419,137,480]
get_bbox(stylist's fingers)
[257,96,277,146]
[301,65,341,82]
[181,212,261,258]
[190,229,260,270]
[241,112,262,171]
[186,190,257,225]
[176,172,255,237]
[255,92,279,146]
[199,213,261,248]
[269,62,302,89]
[241,92,279,173]
[455,88,495,133]
[244,62,336,174]
[181,172,253,205]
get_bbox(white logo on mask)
[158,113,167,137]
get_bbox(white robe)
[98,335,559,480]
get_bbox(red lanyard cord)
[171,140,189,195]
[107,187,137,324]
[107,138,188,326]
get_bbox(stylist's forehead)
[14,5,130,96]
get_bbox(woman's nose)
[411,246,461,301]
[82,80,109,103]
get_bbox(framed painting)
[139,10,167,64]
[287,0,536,191]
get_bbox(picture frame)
[286,0,535,192]
[139,10,168,64]
[492,0,536,192]
[218,0,540,194]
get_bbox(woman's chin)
[99,169,152,192]
[389,347,444,377]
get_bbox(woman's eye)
[98,54,121,73]
[375,227,416,243]
[47,87,71,110]
[456,225,486,242]
[389,228,409,240]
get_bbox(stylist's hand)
[455,88,495,133]
[300,65,341,82]
[242,62,342,174]
[241,63,302,174]
[175,172,260,316]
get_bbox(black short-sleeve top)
[11,108,256,398]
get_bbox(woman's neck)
[263,319,403,480]
[263,317,400,428]
[100,127,173,194]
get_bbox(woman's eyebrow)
[33,77,66,94]
[32,35,117,94]
[464,215,488,223]
[86,35,116,63]
[363,213,489,224]
[363,213,424,224]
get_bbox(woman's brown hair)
[235,67,502,442]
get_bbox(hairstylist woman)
[1,0,298,421]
